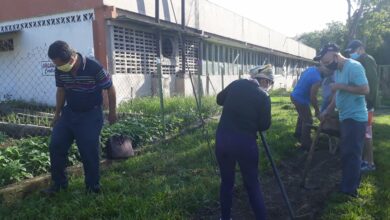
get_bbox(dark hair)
[48,40,75,62]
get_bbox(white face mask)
[259,79,272,92]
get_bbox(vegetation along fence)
[377,65,390,107]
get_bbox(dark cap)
[313,43,340,61]
[345,40,364,53]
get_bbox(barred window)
[162,37,174,58]
[0,39,14,52]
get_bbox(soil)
[200,134,342,220]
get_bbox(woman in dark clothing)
[216,64,273,220]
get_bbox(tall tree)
[297,22,347,52]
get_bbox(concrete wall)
[112,74,153,102]
[0,9,95,105]
[111,69,298,104]
[103,0,316,59]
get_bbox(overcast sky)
[207,0,349,37]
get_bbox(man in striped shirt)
[42,41,117,195]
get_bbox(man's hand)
[108,112,117,125]
[330,83,345,92]
[51,114,60,127]
[319,110,328,122]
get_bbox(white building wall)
[0,9,95,105]
[112,74,153,103]
[103,0,316,59]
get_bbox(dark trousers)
[340,119,366,195]
[291,96,313,148]
[215,129,267,220]
[49,106,103,189]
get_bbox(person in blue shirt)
[317,43,369,197]
[42,41,117,195]
[290,65,331,151]
[216,64,273,220]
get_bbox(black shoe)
[295,144,309,152]
[41,184,67,196]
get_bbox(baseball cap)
[345,40,364,53]
[313,43,340,61]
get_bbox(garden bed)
[0,117,210,204]
[0,97,388,219]
[0,96,219,190]
[0,122,51,138]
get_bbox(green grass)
[321,113,390,220]
[0,96,388,219]
[0,96,219,188]
[117,96,219,117]
[0,122,221,219]
[0,99,299,219]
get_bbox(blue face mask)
[350,53,360,60]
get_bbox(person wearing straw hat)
[215,64,273,220]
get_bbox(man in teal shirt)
[316,43,369,197]
[345,40,378,172]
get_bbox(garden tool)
[300,120,324,190]
[260,132,296,219]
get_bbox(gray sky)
[207,0,349,37]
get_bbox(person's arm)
[106,85,117,124]
[53,87,65,126]
[216,88,227,106]
[258,94,271,132]
[94,61,116,124]
[320,95,336,121]
[330,83,369,95]
[330,63,370,95]
[364,56,379,107]
[216,82,234,106]
[310,82,321,117]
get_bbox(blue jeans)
[215,129,267,220]
[49,106,103,189]
[340,119,367,195]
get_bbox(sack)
[105,134,134,159]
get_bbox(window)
[162,37,174,58]
[0,39,14,52]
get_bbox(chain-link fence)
[0,46,212,139]
[0,46,55,138]
[0,42,220,187]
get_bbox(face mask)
[57,61,74,72]
[350,53,360,60]
[326,60,338,71]
[259,79,272,92]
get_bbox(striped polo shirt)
[55,53,112,112]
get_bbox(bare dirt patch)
[201,135,342,220]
